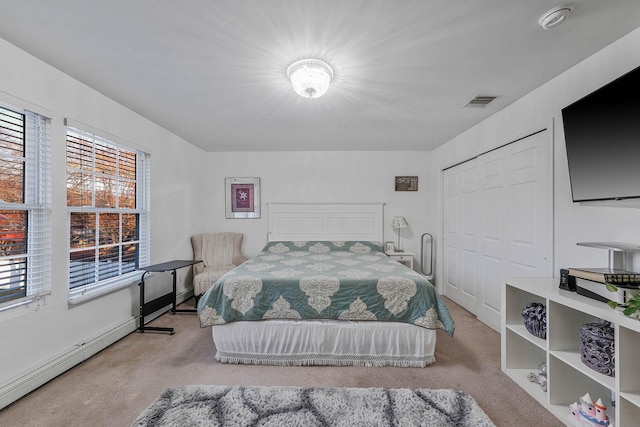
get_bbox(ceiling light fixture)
[286,59,333,99]
[538,6,573,30]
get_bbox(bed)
[197,203,455,367]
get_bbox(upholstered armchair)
[190,232,248,300]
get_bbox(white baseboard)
[0,317,136,410]
[177,287,194,304]
[0,288,195,411]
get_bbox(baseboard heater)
[0,317,136,410]
[0,288,194,410]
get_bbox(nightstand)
[386,250,414,270]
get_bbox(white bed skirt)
[211,319,437,368]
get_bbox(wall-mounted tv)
[561,65,640,202]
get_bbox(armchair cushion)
[191,232,247,297]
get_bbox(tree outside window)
[66,129,145,289]
[1,104,50,305]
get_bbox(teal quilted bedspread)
[197,241,455,336]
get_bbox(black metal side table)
[137,259,202,334]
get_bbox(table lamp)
[392,216,408,252]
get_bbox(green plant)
[606,283,640,319]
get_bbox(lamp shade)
[392,216,408,229]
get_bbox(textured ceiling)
[1,1,639,152]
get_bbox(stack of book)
[567,268,640,304]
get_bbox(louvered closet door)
[443,128,553,331]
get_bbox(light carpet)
[132,384,495,427]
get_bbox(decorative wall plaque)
[395,176,418,191]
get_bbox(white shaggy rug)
[132,385,495,426]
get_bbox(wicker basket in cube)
[580,319,615,377]
[521,302,547,339]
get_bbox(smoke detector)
[539,6,573,30]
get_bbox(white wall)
[0,37,433,408]
[429,27,640,291]
[3,22,640,409]
[202,151,432,260]
[0,38,207,404]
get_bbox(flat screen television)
[561,65,640,202]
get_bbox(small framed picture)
[385,241,395,252]
[225,177,261,219]
[395,176,418,191]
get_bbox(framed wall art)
[225,177,261,219]
[395,176,418,191]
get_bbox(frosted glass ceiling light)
[287,59,333,99]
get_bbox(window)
[66,127,149,301]
[0,104,51,308]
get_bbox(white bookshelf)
[502,277,640,427]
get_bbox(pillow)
[262,240,383,254]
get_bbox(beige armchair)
[190,232,248,299]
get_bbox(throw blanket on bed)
[198,241,455,336]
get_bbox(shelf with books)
[568,267,640,286]
[502,277,640,427]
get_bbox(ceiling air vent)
[464,95,497,107]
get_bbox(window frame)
[66,126,150,304]
[0,102,52,311]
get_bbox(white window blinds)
[0,103,52,308]
[66,126,150,300]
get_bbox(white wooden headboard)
[267,203,385,242]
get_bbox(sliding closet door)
[443,129,552,331]
[443,160,480,313]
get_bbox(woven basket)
[521,302,547,339]
[580,319,615,377]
